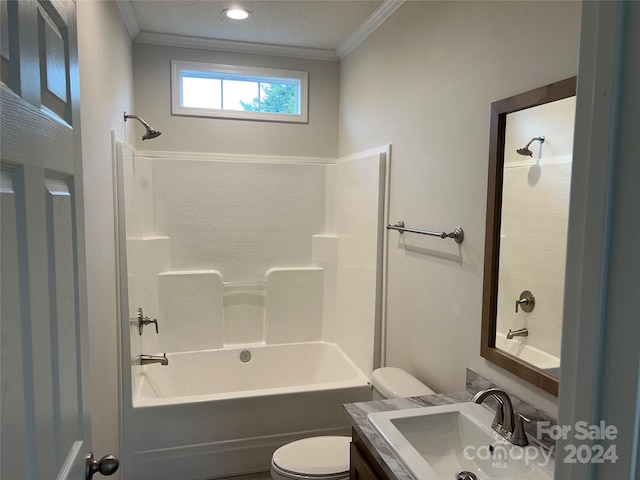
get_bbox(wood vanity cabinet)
[350,429,391,480]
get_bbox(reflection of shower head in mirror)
[517,135,545,156]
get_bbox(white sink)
[367,402,554,480]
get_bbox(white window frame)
[171,60,309,123]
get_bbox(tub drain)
[456,472,478,480]
[239,350,251,363]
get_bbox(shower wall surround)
[153,160,326,279]
[120,146,388,377]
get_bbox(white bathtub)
[134,342,367,406]
[495,332,561,377]
[124,342,371,480]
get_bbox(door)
[1,0,94,478]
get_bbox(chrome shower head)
[124,112,162,141]
[517,135,545,157]
[516,146,534,156]
[142,128,162,140]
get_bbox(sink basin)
[367,402,554,480]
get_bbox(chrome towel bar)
[387,221,464,244]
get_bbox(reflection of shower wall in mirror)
[504,97,576,164]
[497,160,571,358]
[496,97,576,363]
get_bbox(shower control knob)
[515,290,535,313]
[85,453,119,479]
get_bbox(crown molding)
[135,31,339,62]
[115,0,140,39]
[336,0,406,61]
[117,0,403,62]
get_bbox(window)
[171,60,308,123]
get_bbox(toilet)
[270,367,435,480]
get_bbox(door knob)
[86,453,119,480]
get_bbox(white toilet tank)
[371,367,435,399]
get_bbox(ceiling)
[123,0,389,59]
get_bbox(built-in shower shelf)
[223,282,265,291]
[159,269,221,275]
[128,236,170,241]
[154,267,325,350]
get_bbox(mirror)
[481,77,577,396]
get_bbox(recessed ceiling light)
[224,8,251,20]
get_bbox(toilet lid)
[371,367,435,398]
[273,436,351,475]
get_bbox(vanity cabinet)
[350,429,391,480]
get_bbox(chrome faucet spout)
[138,353,169,366]
[472,388,515,435]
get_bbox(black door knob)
[85,453,119,480]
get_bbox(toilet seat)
[271,436,350,480]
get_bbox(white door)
[0,1,112,479]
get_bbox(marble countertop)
[344,391,473,480]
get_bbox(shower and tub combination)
[113,132,390,480]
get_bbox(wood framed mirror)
[481,77,577,396]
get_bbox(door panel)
[1,168,30,480]
[37,1,71,122]
[1,0,91,479]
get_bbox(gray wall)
[132,44,340,157]
[339,0,582,415]
[77,1,135,477]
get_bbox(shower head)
[142,128,162,140]
[124,112,162,141]
[517,135,545,157]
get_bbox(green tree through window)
[173,60,308,122]
[240,83,296,114]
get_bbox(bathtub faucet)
[138,353,169,366]
[507,328,529,339]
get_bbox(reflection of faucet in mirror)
[516,135,545,157]
[507,328,529,339]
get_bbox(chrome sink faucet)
[137,354,169,366]
[472,388,530,446]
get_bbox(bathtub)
[124,342,371,480]
[495,332,560,378]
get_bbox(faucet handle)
[515,290,535,313]
[137,308,159,335]
[147,318,159,334]
[512,413,531,446]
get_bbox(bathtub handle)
[137,308,159,335]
